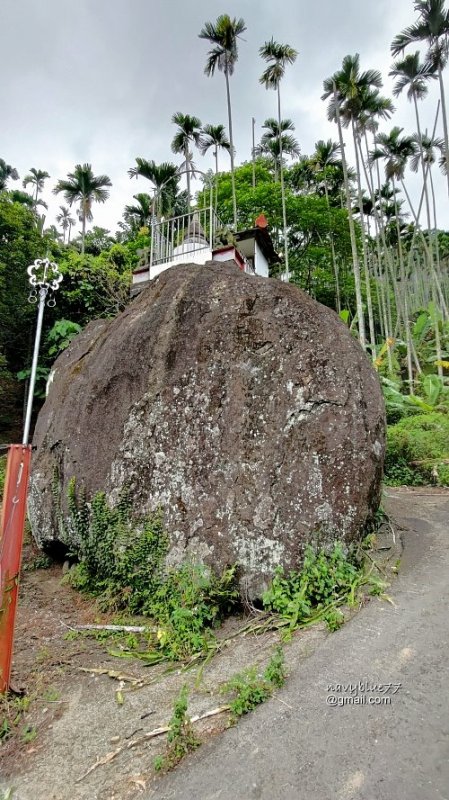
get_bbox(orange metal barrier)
[0,445,32,693]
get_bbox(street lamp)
[22,258,63,445]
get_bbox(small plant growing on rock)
[61,480,239,659]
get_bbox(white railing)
[137,208,224,271]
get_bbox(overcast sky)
[1,0,447,236]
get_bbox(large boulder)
[29,262,385,598]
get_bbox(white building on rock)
[131,209,279,295]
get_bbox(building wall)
[254,240,269,278]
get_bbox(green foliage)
[62,480,239,660]
[0,693,31,745]
[148,563,239,660]
[262,543,363,631]
[260,645,286,688]
[46,319,82,357]
[222,646,286,721]
[224,667,272,719]
[64,483,169,611]
[385,411,449,486]
[0,196,54,433]
[56,249,131,325]
[16,365,50,399]
[381,373,449,424]
[154,686,200,772]
[198,161,355,310]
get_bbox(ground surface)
[0,488,447,800]
[152,488,449,800]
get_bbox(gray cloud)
[1,0,447,234]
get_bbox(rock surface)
[29,262,385,597]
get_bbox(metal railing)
[137,207,224,271]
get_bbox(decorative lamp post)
[0,258,62,694]
[22,258,63,445]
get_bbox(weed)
[23,554,53,572]
[262,542,361,631]
[21,725,37,744]
[222,647,286,722]
[262,646,286,688]
[0,694,31,745]
[0,789,15,800]
[60,480,239,660]
[154,686,200,772]
[42,687,60,702]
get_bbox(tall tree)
[123,193,153,230]
[259,38,298,279]
[128,159,179,217]
[391,0,449,192]
[370,127,418,388]
[171,112,202,214]
[54,163,112,255]
[311,139,342,311]
[199,14,247,229]
[0,159,19,190]
[199,124,231,214]
[323,55,384,347]
[255,118,300,180]
[22,167,50,204]
[199,124,231,175]
[390,52,436,229]
[56,205,76,244]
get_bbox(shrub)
[262,542,361,630]
[61,480,239,658]
[385,412,449,486]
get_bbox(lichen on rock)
[28,262,385,599]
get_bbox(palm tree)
[199,14,247,229]
[199,124,231,175]
[370,127,418,388]
[8,189,47,210]
[128,159,179,217]
[259,39,298,279]
[254,134,300,177]
[56,205,76,244]
[390,53,436,227]
[255,118,300,179]
[322,55,384,347]
[53,163,112,255]
[311,140,342,311]
[171,113,202,214]
[0,159,19,190]
[391,0,449,192]
[123,193,153,230]
[199,124,231,214]
[370,127,416,193]
[353,88,395,357]
[22,168,50,204]
[411,131,445,332]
